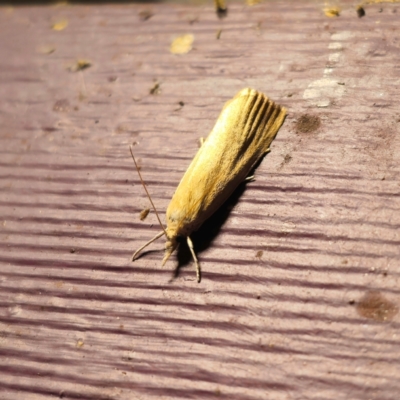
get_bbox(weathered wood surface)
[1,1,400,399]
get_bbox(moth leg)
[245,175,255,182]
[245,147,272,182]
[132,231,165,261]
[187,236,201,283]
[198,137,205,147]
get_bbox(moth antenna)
[132,231,164,261]
[129,145,166,236]
[187,236,201,283]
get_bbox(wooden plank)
[0,1,399,399]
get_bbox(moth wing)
[166,88,286,236]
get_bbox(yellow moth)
[131,88,287,282]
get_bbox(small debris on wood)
[139,208,150,221]
[356,291,398,322]
[216,29,222,39]
[53,99,71,112]
[295,114,321,134]
[188,15,200,25]
[174,101,185,111]
[283,154,292,165]
[38,44,56,54]
[68,60,92,72]
[324,7,341,17]
[255,250,263,259]
[170,34,194,55]
[138,9,153,21]
[357,5,366,17]
[149,81,161,95]
[52,19,68,31]
[214,0,227,18]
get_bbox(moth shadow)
[172,180,250,282]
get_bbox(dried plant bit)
[68,60,92,72]
[52,18,68,31]
[131,88,287,282]
[216,29,222,39]
[170,34,194,55]
[38,44,56,54]
[247,0,262,5]
[174,101,185,111]
[324,6,341,17]
[139,208,150,221]
[255,250,264,259]
[214,0,228,17]
[138,9,153,21]
[357,5,366,16]
[149,81,161,95]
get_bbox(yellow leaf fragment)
[170,34,194,55]
[324,6,341,17]
[214,0,226,11]
[139,208,150,221]
[214,0,227,17]
[68,59,92,72]
[52,18,68,31]
[38,45,56,55]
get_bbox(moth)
[131,88,287,282]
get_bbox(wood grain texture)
[0,1,400,399]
